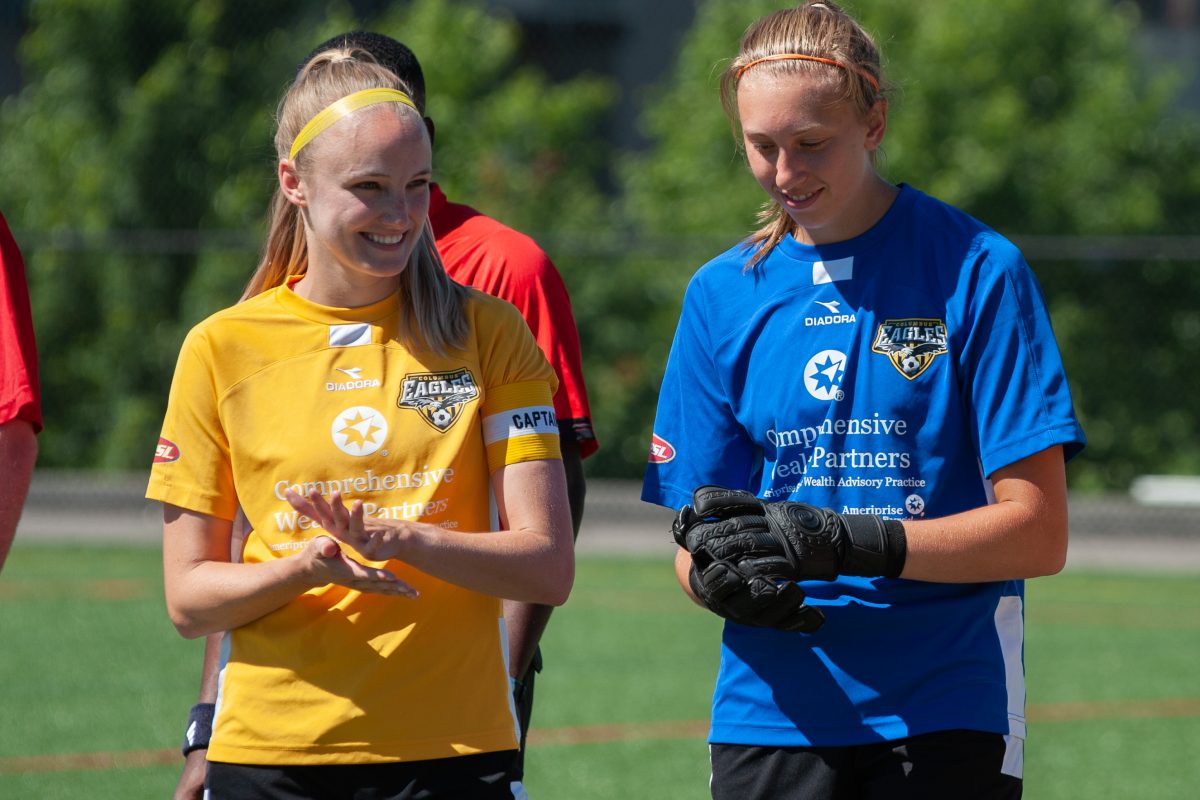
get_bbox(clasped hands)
[673,485,907,633]
[283,488,419,598]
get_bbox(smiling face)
[737,71,891,245]
[280,104,432,307]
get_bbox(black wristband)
[181,702,215,756]
[841,516,907,578]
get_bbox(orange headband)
[736,54,880,93]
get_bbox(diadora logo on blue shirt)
[804,299,857,327]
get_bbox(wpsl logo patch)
[872,318,949,380]
[397,368,479,432]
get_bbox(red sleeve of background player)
[432,189,598,458]
[515,249,598,458]
[0,212,41,433]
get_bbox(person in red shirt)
[0,210,41,574]
[173,33,597,799]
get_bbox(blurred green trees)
[0,0,614,470]
[0,0,300,468]
[2,0,1198,488]
[602,0,1200,487]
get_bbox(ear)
[278,158,306,207]
[864,98,888,151]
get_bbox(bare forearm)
[285,460,575,606]
[901,499,1067,583]
[195,633,223,703]
[399,524,573,605]
[503,600,554,678]
[560,436,586,540]
[175,635,222,800]
[502,439,585,676]
[162,505,413,640]
[899,446,1069,583]
[0,420,37,571]
[165,557,313,639]
[675,547,706,608]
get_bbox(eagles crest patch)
[397,368,479,432]
[871,318,949,380]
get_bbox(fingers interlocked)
[286,488,387,562]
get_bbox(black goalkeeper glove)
[671,486,823,632]
[674,485,908,583]
[685,556,825,632]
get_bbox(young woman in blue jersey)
[642,3,1085,798]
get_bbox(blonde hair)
[244,48,467,355]
[719,2,889,268]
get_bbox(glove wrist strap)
[841,516,907,578]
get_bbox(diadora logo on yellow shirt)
[331,406,389,456]
[326,366,381,392]
[397,368,479,432]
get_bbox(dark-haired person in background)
[172,32,596,800]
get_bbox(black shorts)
[206,750,519,800]
[710,729,1022,800]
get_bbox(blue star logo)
[809,354,845,392]
[803,349,850,401]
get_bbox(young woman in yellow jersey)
[149,49,573,799]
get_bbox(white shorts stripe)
[994,594,1027,738]
[1002,733,1025,778]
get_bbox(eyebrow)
[345,165,433,179]
[743,125,827,138]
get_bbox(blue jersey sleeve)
[958,241,1086,477]
[642,277,758,510]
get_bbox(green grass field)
[1,545,1197,798]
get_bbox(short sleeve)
[958,245,1086,476]
[642,279,758,511]
[145,327,238,520]
[0,212,41,432]
[501,251,597,457]
[475,295,563,472]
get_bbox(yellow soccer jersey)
[147,283,560,765]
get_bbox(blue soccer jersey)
[643,185,1085,747]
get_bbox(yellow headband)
[736,54,880,93]
[289,88,417,161]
